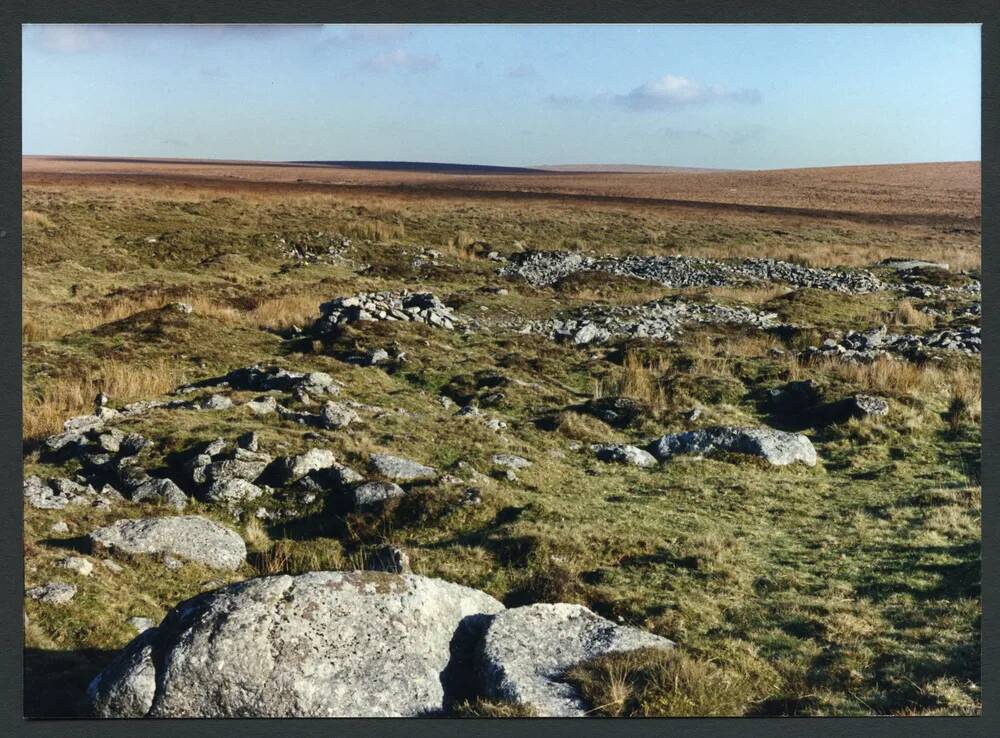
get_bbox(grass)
[21,179,980,718]
[566,647,777,717]
[23,357,182,441]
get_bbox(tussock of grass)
[944,366,981,432]
[23,358,181,441]
[450,699,537,717]
[891,299,935,329]
[566,647,771,717]
[23,209,56,229]
[342,219,406,241]
[595,349,670,412]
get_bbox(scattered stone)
[363,348,391,366]
[314,291,461,333]
[26,582,77,605]
[269,448,337,485]
[130,478,188,510]
[650,427,817,467]
[320,401,360,429]
[511,297,782,345]
[162,556,183,571]
[88,516,247,571]
[247,396,278,415]
[478,603,674,717]
[501,250,887,294]
[369,453,436,482]
[204,478,264,507]
[351,481,406,509]
[87,572,504,717]
[119,433,151,457]
[50,520,70,534]
[802,325,981,362]
[102,559,124,573]
[591,444,658,468]
[490,454,532,470]
[58,556,94,577]
[198,394,233,411]
[204,458,270,485]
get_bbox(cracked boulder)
[87,572,504,717]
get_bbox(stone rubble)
[500,250,888,294]
[314,291,462,332]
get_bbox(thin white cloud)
[615,75,761,111]
[362,48,440,73]
[508,64,535,79]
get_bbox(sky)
[21,24,981,170]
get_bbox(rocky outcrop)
[88,516,246,571]
[87,572,504,717]
[650,427,817,466]
[478,603,674,717]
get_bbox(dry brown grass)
[23,358,182,441]
[891,299,935,329]
[595,349,670,411]
[944,366,981,432]
[22,210,55,229]
[246,293,320,331]
[342,219,405,242]
[801,356,936,397]
[705,285,792,305]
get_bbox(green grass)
[22,182,980,717]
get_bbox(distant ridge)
[538,164,731,173]
[290,160,550,175]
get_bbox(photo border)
[1,2,995,736]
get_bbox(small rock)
[50,520,70,534]
[591,444,658,468]
[58,556,94,577]
[351,481,406,508]
[26,582,77,604]
[236,431,259,452]
[320,401,360,430]
[491,453,532,470]
[128,616,156,634]
[369,453,436,482]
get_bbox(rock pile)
[501,250,887,294]
[511,297,781,345]
[87,573,675,718]
[802,325,981,362]
[314,291,461,332]
[24,475,123,510]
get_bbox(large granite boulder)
[87,572,504,717]
[478,603,674,716]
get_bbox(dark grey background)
[1,2,995,735]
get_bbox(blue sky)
[22,24,981,169]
